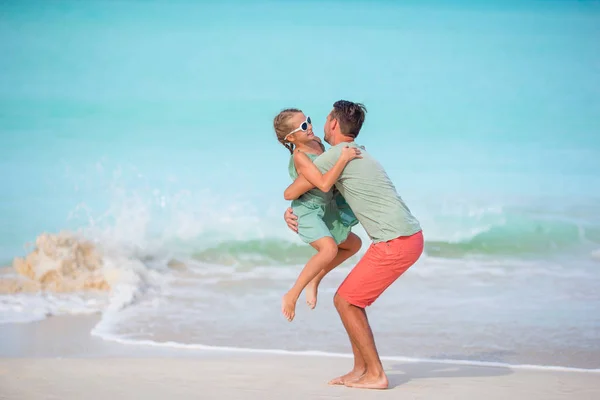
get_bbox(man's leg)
[328,325,366,385]
[332,231,425,389]
[326,241,380,387]
[334,294,387,389]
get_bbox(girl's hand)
[340,146,362,162]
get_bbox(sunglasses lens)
[307,116,311,124]
[301,122,308,131]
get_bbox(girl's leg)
[282,237,338,321]
[306,233,362,309]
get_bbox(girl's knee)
[318,238,339,259]
[351,235,362,251]
[344,233,362,254]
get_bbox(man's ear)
[331,118,338,132]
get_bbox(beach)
[1,315,599,400]
[1,1,600,399]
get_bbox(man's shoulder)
[335,142,365,151]
[315,144,342,162]
[320,142,364,154]
[325,143,348,152]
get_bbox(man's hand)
[284,207,298,233]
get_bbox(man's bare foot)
[344,372,389,390]
[305,282,318,309]
[327,369,365,385]
[281,292,297,322]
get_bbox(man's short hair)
[330,100,367,138]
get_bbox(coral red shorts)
[337,230,424,308]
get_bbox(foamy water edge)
[91,326,600,374]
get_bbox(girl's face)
[285,113,314,145]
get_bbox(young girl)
[273,108,362,322]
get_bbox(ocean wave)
[0,232,171,325]
[168,201,600,264]
[2,229,598,370]
[0,292,108,324]
[1,213,597,326]
[49,164,600,264]
[426,214,599,258]
[168,214,600,266]
[191,239,317,267]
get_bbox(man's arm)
[284,207,298,233]
[283,174,315,200]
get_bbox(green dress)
[288,152,358,245]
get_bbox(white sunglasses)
[284,116,312,141]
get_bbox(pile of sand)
[0,232,109,294]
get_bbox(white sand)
[2,356,600,400]
[0,315,599,399]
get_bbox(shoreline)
[1,316,599,399]
[1,314,599,374]
[94,327,600,374]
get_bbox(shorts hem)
[337,291,369,309]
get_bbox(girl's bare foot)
[327,368,366,385]
[305,281,318,309]
[281,292,297,322]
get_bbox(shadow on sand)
[386,352,515,389]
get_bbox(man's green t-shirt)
[313,142,421,243]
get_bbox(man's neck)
[332,135,355,146]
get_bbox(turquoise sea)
[1,0,599,369]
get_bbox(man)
[283,100,424,390]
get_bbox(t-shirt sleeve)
[313,145,342,173]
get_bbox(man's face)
[323,112,333,145]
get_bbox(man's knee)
[333,292,350,310]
